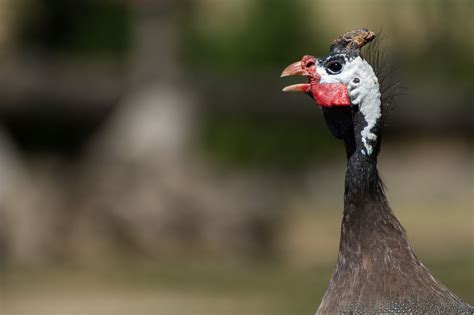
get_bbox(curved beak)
[280,61,305,77]
[282,83,311,93]
[281,61,310,93]
[281,56,316,93]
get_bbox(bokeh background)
[0,0,472,314]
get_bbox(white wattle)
[317,57,381,155]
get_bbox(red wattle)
[312,83,351,107]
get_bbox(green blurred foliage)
[184,0,319,71]
[183,0,474,80]
[18,0,131,59]
[184,0,340,167]
[202,114,343,169]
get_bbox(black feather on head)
[360,32,401,117]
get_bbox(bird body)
[281,29,473,314]
[317,107,472,314]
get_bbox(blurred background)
[0,0,472,314]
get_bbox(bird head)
[281,29,383,156]
[281,28,377,108]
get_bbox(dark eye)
[326,61,343,74]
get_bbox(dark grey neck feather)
[316,108,473,314]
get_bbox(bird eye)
[325,61,343,74]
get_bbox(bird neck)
[338,108,404,259]
[343,107,384,206]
